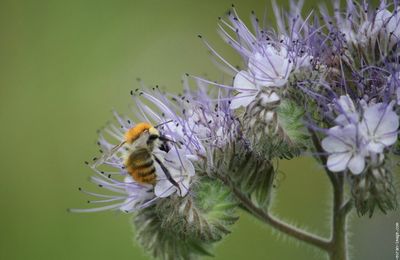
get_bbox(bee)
[96,121,182,194]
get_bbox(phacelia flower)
[322,124,367,174]
[322,95,399,174]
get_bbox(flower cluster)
[322,95,399,174]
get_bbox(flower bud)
[243,92,307,159]
[349,165,397,217]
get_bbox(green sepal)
[133,177,238,260]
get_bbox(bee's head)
[148,126,160,141]
[125,122,156,144]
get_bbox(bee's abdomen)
[125,148,156,184]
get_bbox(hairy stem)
[217,175,331,251]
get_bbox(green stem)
[217,175,331,251]
[328,174,347,260]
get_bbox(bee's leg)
[153,155,182,196]
[158,135,181,146]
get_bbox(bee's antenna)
[154,119,173,128]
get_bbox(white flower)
[230,70,280,109]
[154,148,196,198]
[322,125,367,174]
[360,102,399,153]
[248,46,293,87]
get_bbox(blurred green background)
[0,0,398,259]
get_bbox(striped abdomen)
[125,148,156,184]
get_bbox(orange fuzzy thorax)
[124,122,152,144]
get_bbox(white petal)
[184,158,195,176]
[178,178,190,197]
[363,103,399,140]
[379,133,398,147]
[229,92,257,109]
[154,180,175,198]
[374,110,399,136]
[321,136,349,153]
[348,154,365,174]
[233,71,257,90]
[327,153,352,172]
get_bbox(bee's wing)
[92,141,126,167]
